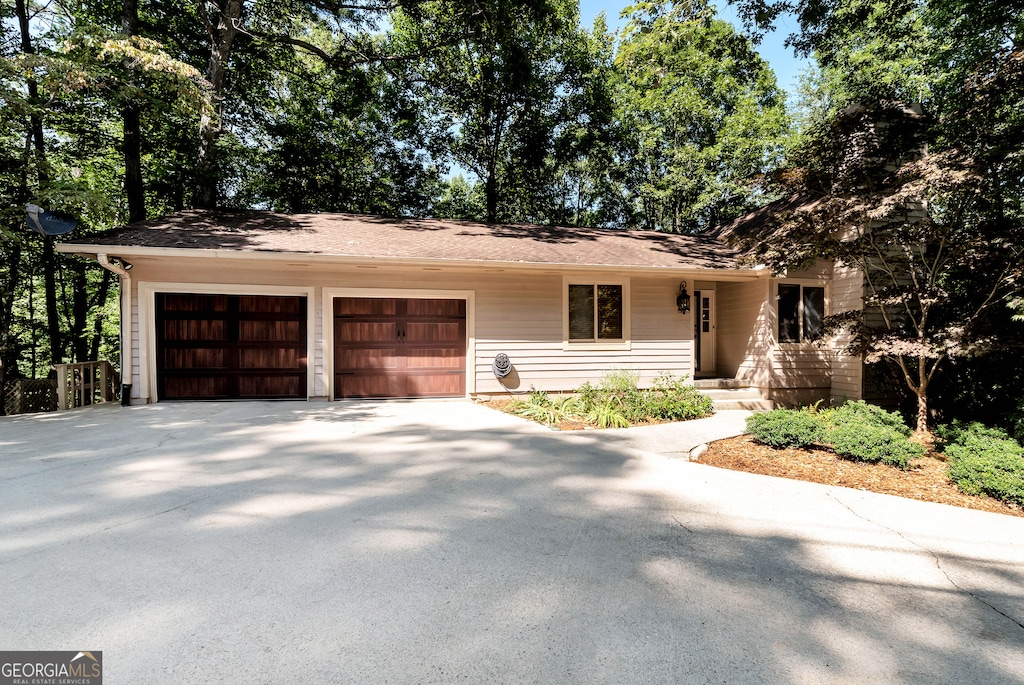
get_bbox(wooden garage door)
[334,297,466,399]
[156,293,307,400]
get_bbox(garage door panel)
[339,348,398,370]
[163,376,229,399]
[336,373,401,398]
[238,375,304,397]
[336,298,397,317]
[162,320,226,341]
[336,321,397,343]
[161,294,228,312]
[406,373,463,396]
[405,322,462,343]
[405,348,462,369]
[163,348,226,370]
[238,348,303,369]
[157,293,307,400]
[239,320,302,342]
[334,297,466,399]
[238,295,303,314]
[406,299,463,317]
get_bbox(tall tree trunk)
[69,260,89,362]
[196,0,244,209]
[42,237,62,366]
[17,0,62,369]
[123,0,145,222]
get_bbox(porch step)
[694,378,751,390]
[696,381,775,412]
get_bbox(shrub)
[825,400,911,436]
[934,420,1010,451]
[829,422,923,470]
[746,409,822,449]
[1010,401,1024,445]
[587,400,630,429]
[647,372,715,421]
[939,423,1024,507]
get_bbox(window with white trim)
[778,284,825,343]
[568,283,623,341]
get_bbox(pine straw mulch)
[697,434,1024,518]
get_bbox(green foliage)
[611,0,789,232]
[587,400,630,429]
[748,401,920,468]
[939,423,1024,507]
[746,409,822,448]
[828,423,923,470]
[823,401,911,437]
[507,370,713,428]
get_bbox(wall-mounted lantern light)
[676,281,691,314]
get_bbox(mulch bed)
[697,434,1024,518]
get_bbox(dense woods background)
[2,0,1022,424]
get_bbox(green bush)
[746,409,823,449]
[829,423,923,470]
[934,420,1011,450]
[825,400,911,436]
[938,423,1024,507]
[505,371,713,428]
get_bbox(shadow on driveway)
[1,401,1023,683]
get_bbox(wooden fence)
[3,378,58,415]
[53,361,118,410]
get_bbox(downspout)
[96,254,133,405]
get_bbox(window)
[568,283,623,341]
[778,284,825,343]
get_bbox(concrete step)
[694,379,774,412]
[701,388,764,401]
[713,399,775,411]
[694,378,751,390]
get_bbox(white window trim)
[562,276,631,351]
[138,281,317,402]
[775,280,829,347]
[322,287,476,399]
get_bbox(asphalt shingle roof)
[67,210,751,272]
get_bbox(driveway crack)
[826,490,1024,633]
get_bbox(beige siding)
[127,258,698,402]
[716,280,772,387]
[829,261,864,402]
[767,280,832,407]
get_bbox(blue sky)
[578,1,812,98]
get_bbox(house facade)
[58,210,863,406]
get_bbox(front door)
[694,290,716,378]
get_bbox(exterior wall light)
[676,281,691,314]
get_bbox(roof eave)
[57,243,768,278]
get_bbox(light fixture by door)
[676,281,691,314]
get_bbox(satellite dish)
[26,204,78,237]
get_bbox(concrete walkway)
[2,400,1023,684]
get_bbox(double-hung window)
[778,283,825,343]
[566,280,628,347]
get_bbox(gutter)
[96,254,133,405]
[60,244,772,280]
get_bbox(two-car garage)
[154,292,467,401]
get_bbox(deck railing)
[53,360,118,410]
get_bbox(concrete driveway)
[1,400,1023,684]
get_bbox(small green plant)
[587,400,630,429]
[937,422,1024,507]
[828,423,923,470]
[502,370,713,429]
[746,409,823,448]
[825,400,911,436]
